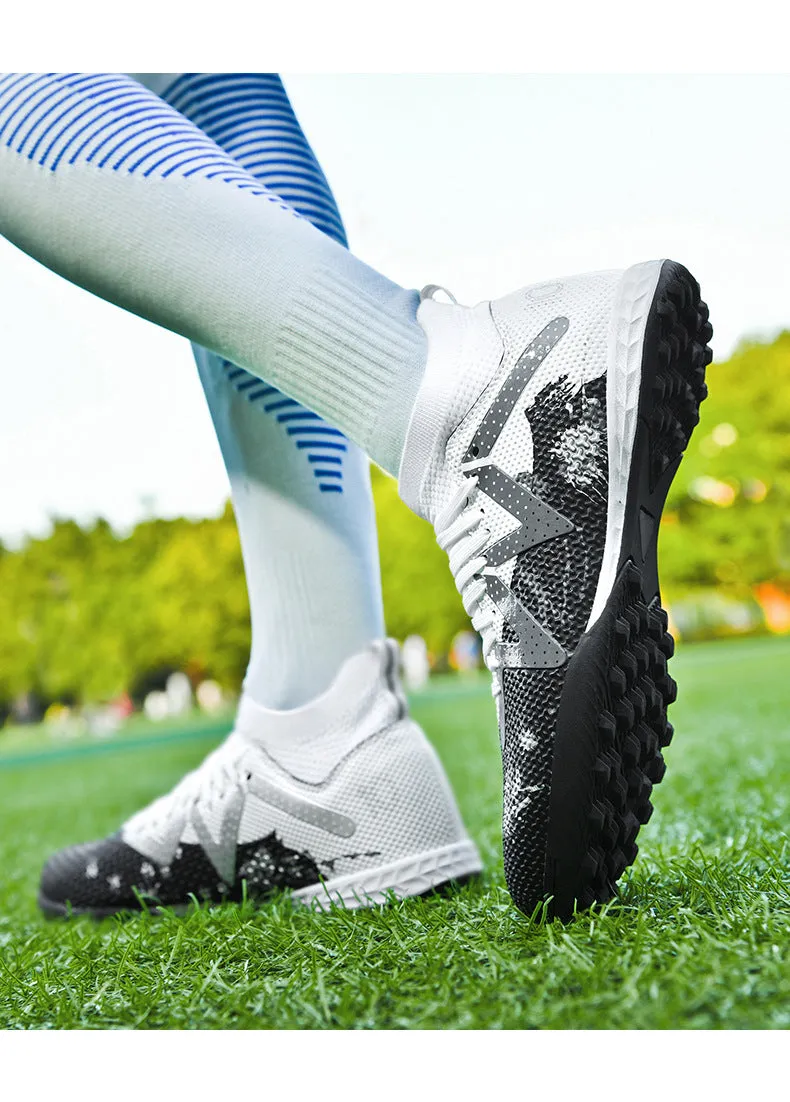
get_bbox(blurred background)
[0,74,788,737]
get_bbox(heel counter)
[332,718,470,856]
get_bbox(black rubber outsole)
[37,892,175,919]
[37,872,479,920]
[544,260,712,921]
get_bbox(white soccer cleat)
[39,640,481,916]
[399,261,712,918]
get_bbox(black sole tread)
[547,260,712,920]
[577,262,711,912]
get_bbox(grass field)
[1,635,789,1030]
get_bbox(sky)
[1,74,789,543]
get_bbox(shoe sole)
[293,839,482,910]
[543,260,712,920]
[37,839,482,918]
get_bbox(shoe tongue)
[233,640,405,784]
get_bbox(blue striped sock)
[0,72,426,476]
[154,73,353,497]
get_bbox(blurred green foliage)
[0,332,787,706]
[0,508,250,704]
[661,331,790,598]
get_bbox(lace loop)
[420,283,458,306]
[125,732,249,840]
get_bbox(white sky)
[1,74,788,543]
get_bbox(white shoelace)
[434,476,502,695]
[127,732,249,839]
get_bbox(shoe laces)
[126,732,250,839]
[434,476,502,695]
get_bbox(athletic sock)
[0,73,426,476]
[129,72,386,708]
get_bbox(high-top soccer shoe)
[39,640,481,917]
[399,260,712,919]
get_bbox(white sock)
[0,73,426,476]
[194,346,386,708]
[131,73,386,709]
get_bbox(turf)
[1,635,789,1030]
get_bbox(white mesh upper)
[121,640,473,881]
[233,719,466,878]
[413,270,623,524]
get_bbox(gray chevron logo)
[463,317,569,464]
[475,464,575,567]
[462,317,574,670]
[192,785,247,885]
[485,574,567,669]
[129,773,357,888]
[192,776,356,885]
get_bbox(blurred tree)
[661,330,790,600]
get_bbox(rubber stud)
[594,758,612,786]
[598,712,616,749]
[622,731,640,767]
[615,698,635,731]
[630,686,647,723]
[588,801,606,833]
[615,617,631,648]
[633,643,650,676]
[609,667,627,698]
[659,721,674,749]
[646,756,667,784]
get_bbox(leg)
[36,74,482,915]
[134,73,383,708]
[0,72,424,476]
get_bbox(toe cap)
[39,838,155,915]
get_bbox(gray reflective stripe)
[192,785,246,884]
[462,317,569,464]
[485,575,568,669]
[476,464,574,567]
[123,809,187,868]
[248,775,357,838]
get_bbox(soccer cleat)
[38,640,481,917]
[399,260,712,919]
